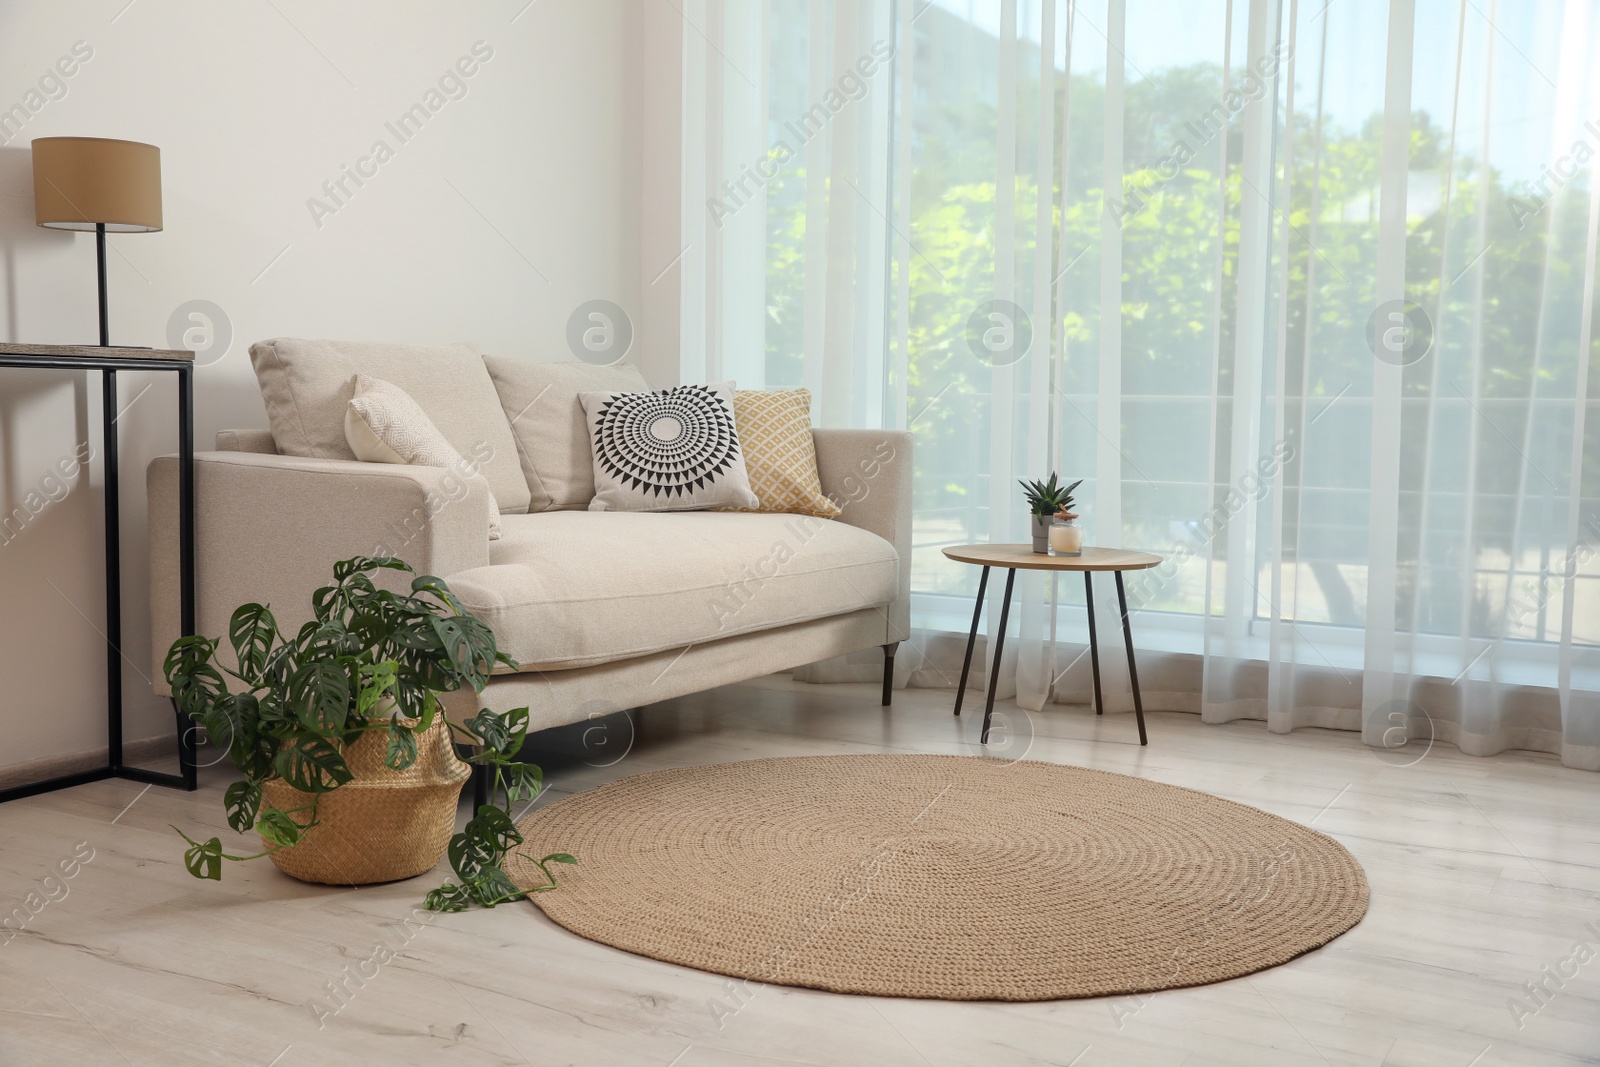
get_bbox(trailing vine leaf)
[447,825,499,879]
[255,807,308,848]
[357,660,399,719]
[272,734,353,794]
[468,805,523,851]
[333,555,408,583]
[164,634,218,690]
[255,695,294,733]
[167,636,226,723]
[300,621,360,661]
[413,689,438,734]
[183,835,224,880]
[223,781,261,834]
[176,663,226,719]
[523,852,578,892]
[203,693,259,769]
[173,826,274,875]
[431,616,495,689]
[390,678,429,721]
[311,583,342,623]
[388,620,444,653]
[463,709,512,756]
[429,798,544,911]
[344,574,377,597]
[501,762,543,803]
[407,652,458,696]
[347,607,390,658]
[411,574,465,614]
[259,643,297,693]
[463,866,523,907]
[501,708,530,752]
[228,603,278,683]
[424,883,472,912]
[384,723,418,772]
[289,662,351,737]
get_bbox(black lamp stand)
[97,222,109,347]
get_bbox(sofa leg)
[881,642,899,706]
[471,759,491,811]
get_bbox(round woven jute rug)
[506,754,1368,1001]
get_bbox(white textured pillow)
[345,375,502,539]
[579,381,759,513]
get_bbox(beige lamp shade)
[32,136,162,232]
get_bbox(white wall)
[0,0,643,774]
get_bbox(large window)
[751,0,1600,649]
[681,0,1600,765]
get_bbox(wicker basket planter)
[168,556,565,908]
[261,717,469,886]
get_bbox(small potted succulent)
[164,555,572,911]
[1019,473,1083,553]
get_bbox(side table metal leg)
[1084,571,1104,716]
[103,368,123,771]
[980,568,1016,744]
[953,566,989,717]
[177,364,198,788]
[1114,572,1148,746]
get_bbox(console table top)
[0,342,193,361]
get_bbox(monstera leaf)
[272,734,352,794]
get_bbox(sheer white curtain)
[677,0,1600,771]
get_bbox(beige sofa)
[147,339,912,756]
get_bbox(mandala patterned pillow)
[345,374,502,538]
[579,382,759,512]
[727,389,841,517]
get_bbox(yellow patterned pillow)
[729,389,841,517]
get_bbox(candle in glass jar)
[1049,521,1083,556]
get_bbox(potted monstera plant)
[1020,473,1083,553]
[163,555,572,911]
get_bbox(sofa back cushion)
[483,356,648,511]
[249,337,531,514]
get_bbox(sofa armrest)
[147,452,493,693]
[216,428,278,453]
[812,429,912,643]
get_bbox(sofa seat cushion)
[446,512,898,671]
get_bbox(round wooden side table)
[941,544,1164,746]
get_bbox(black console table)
[0,343,197,801]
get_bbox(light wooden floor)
[2,678,1597,1067]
